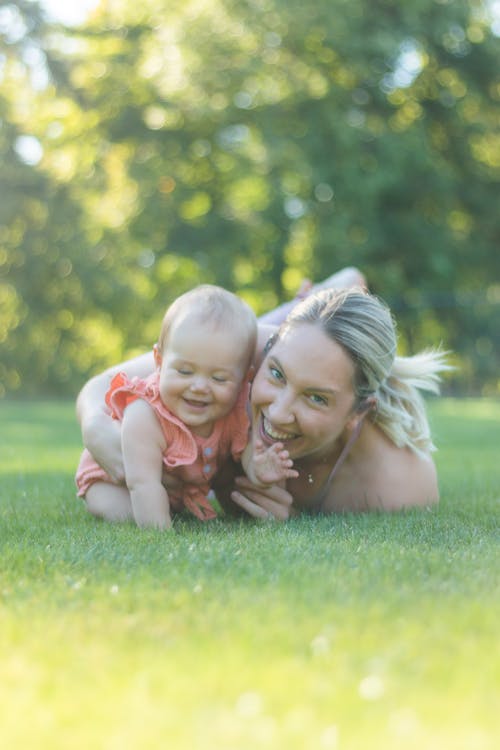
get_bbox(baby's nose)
[190,375,209,392]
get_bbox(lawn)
[0,399,498,750]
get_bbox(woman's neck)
[293,430,348,475]
[290,416,369,511]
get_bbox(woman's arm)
[230,476,296,521]
[76,351,155,482]
[76,351,155,423]
[211,455,295,521]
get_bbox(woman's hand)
[230,475,295,521]
[81,412,125,483]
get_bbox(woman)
[225,287,447,520]
[77,272,448,518]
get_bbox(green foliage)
[0,398,499,748]
[1,0,499,395]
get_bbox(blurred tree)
[1,0,499,395]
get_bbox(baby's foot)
[314,267,366,292]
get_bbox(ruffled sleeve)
[105,372,144,420]
[105,372,198,467]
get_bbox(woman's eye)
[269,366,284,381]
[310,393,327,406]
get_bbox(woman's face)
[251,323,358,461]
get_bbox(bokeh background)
[1,0,499,398]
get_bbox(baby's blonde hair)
[280,287,450,454]
[158,284,257,371]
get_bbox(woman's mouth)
[261,415,298,443]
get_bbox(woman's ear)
[153,343,162,369]
[347,396,377,430]
[360,396,377,414]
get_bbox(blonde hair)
[280,287,449,454]
[158,284,257,370]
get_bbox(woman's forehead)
[272,324,355,390]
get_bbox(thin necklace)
[303,415,367,489]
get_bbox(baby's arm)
[121,398,171,529]
[241,438,298,488]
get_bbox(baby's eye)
[309,393,328,406]
[178,368,193,376]
[212,375,227,383]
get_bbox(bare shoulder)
[321,424,439,513]
[373,443,439,511]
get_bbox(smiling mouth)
[261,415,299,443]
[183,398,210,409]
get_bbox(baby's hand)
[252,439,299,486]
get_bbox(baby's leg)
[312,266,366,293]
[257,267,366,325]
[85,482,133,522]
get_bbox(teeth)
[263,417,296,441]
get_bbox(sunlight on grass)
[432,398,500,420]
[0,399,498,749]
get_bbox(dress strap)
[324,413,367,488]
[306,413,367,513]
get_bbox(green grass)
[0,399,498,750]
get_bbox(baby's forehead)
[167,314,249,356]
[175,310,250,339]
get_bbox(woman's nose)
[267,389,295,424]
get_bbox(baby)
[75,284,297,528]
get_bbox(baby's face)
[156,319,249,437]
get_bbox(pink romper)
[75,372,250,520]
